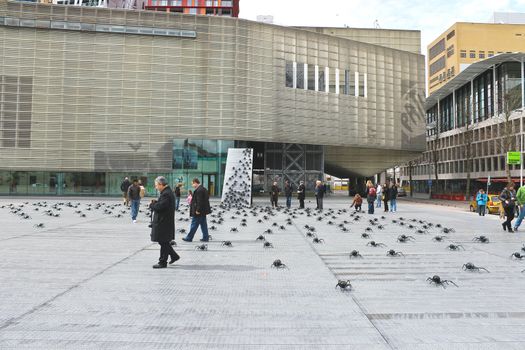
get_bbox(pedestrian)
[315,180,325,210]
[186,190,193,205]
[376,183,382,208]
[182,178,212,242]
[366,180,376,214]
[514,185,525,231]
[174,183,182,211]
[383,182,390,212]
[284,180,293,209]
[297,180,305,209]
[476,188,488,216]
[499,182,517,232]
[127,179,141,223]
[149,176,179,269]
[389,182,398,213]
[120,177,131,206]
[270,181,279,208]
[350,193,363,212]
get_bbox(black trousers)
[299,198,305,209]
[271,196,278,207]
[383,199,389,212]
[503,206,515,230]
[159,241,178,264]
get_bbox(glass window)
[469,51,476,58]
[460,50,466,58]
[329,68,336,93]
[307,64,315,91]
[359,73,366,97]
[479,51,485,59]
[318,67,325,92]
[297,63,305,89]
[285,61,293,88]
[339,69,349,95]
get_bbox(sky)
[239,0,525,54]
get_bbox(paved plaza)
[1,196,525,349]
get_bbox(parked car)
[469,194,501,214]
[397,187,406,197]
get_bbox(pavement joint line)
[0,242,153,332]
[0,216,113,243]
[290,213,395,350]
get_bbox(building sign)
[507,152,521,165]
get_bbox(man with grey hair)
[149,176,179,268]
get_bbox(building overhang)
[425,52,525,110]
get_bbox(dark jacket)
[271,185,279,198]
[149,186,175,243]
[128,184,141,201]
[500,188,517,208]
[284,183,293,197]
[190,185,211,217]
[120,180,130,192]
[297,184,305,200]
[389,185,398,200]
[315,184,324,198]
[174,186,181,198]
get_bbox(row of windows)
[413,156,522,176]
[0,16,197,39]
[459,50,501,59]
[285,62,366,97]
[0,76,33,148]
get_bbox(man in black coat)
[120,177,130,206]
[150,176,179,269]
[297,181,306,209]
[284,180,293,209]
[182,178,211,242]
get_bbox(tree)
[498,88,522,184]
[464,117,475,201]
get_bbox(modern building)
[428,22,525,94]
[0,0,425,197]
[401,53,525,198]
[145,0,239,17]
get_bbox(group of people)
[354,180,399,214]
[269,179,324,210]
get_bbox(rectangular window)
[359,73,366,97]
[296,63,304,89]
[488,51,494,57]
[470,51,476,58]
[285,61,293,88]
[1,75,33,148]
[318,67,325,92]
[429,38,446,60]
[350,71,357,96]
[446,30,455,40]
[479,51,485,59]
[460,50,466,58]
[328,68,336,93]
[340,69,349,95]
[430,56,446,76]
[447,45,454,57]
[307,64,315,91]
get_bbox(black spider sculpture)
[240,222,247,227]
[365,227,373,232]
[349,250,363,258]
[335,280,352,291]
[264,229,273,234]
[257,219,263,223]
[415,229,428,234]
[34,223,45,228]
[436,224,442,228]
[306,232,317,238]
[510,252,525,259]
[386,249,404,257]
[195,244,208,251]
[230,227,238,232]
[222,241,233,247]
[263,241,274,248]
[271,259,288,269]
[361,233,371,239]
[312,238,325,244]
[209,225,217,231]
[179,229,187,234]
[304,225,310,229]
[170,240,177,246]
[432,235,446,242]
[397,235,415,243]
[472,236,489,243]
[377,225,386,230]
[279,225,286,230]
[462,262,489,272]
[367,241,386,247]
[442,227,455,234]
[426,275,458,288]
[447,244,465,251]
[340,227,349,232]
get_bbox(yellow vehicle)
[469,194,501,214]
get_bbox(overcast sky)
[239,0,525,53]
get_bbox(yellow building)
[428,22,525,94]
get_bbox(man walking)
[182,178,211,242]
[127,179,141,223]
[284,180,293,209]
[514,185,525,231]
[120,177,130,206]
[174,183,182,211]
[297,181,305,209]
[150,176,179,269]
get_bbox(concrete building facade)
[0,0,425,196]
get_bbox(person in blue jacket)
[476,188,488,216]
